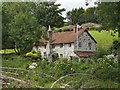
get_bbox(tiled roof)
[74,51,95,58]
[39,28,97,45]
[51,29,85,44]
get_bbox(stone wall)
[74,31,96,51]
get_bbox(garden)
[1,47,120,88]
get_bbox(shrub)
[91,57,119,82]
[25,52,33,57]
[92,47,108,60]
[25,51,42,60]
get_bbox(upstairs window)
[69,43,71,47]
[60,44,63,48]
[78,42,82,47]
[88,42,92,50]
[52,45,55,48]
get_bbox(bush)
[25,50,42,60]
[91,57,119,82]
[92,47,108,60]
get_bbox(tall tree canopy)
[96,2,120,34]
[66,8,85,25]
[35,2,65,28]
[2,2,65,54]
[84,7,97,23]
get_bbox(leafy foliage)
[67,8,85,24]
[25,50,42,60]
[2,2,65,54]
[2,55,119,88]
[35,2,65,28]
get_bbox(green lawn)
[89,30,118,49]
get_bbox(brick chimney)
[74,24,82,33]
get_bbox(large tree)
[66,8,85,25]
[35,2,65,28]
[95,2,120,62]
[2,2,47,55]
[84,7,97,23]
[2,2,65,54]
[95,2,120,34]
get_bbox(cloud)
[55,0,97,17]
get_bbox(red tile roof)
[74,51,95,58]
[51,28,85,44]
[39,28,97,45]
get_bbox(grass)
[89,30,118,49]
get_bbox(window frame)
[60,44,63,48]
[88,42,92,50]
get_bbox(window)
[78,42,82,47]
[69,44,71,47]
[44,52,47,57]
[52,45,55,48]
[88,42,92,50]
[44,45,46,49]
[60,44,63,48]
[84,39,85,41]
[70,56,73,60]
[60,54,63,57]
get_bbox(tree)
[2,3,15,49]
[2,2,47,55]
[35,2,65,28]
[95,2,120,62]
[9,13,47,55]
[66,8,85,25]
[95,2,120,33]
[84,7,97,23]
[2,2,36,49]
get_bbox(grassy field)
[89,30,118,49]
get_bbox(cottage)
[33,25,97,61]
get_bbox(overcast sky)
[55,0,98,17]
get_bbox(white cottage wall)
[52,43,77,58]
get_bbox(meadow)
[89,30,118,49]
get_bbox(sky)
[55,0,98,18]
